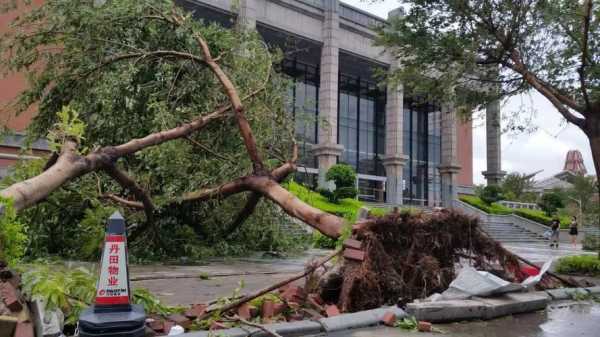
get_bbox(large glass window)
[281,59,319,168]
[402,99,441,206]
[338,75,385,177]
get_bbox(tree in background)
[501,172,536,202]
[539,192,565,217]
[377,0,600,205]
[566,175,599,214]
[322,164,358,203]
[0,0,344,260]
[480,185,504,205]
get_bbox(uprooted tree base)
[317,209,537,312]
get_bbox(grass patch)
[555,255,600,276]
[513,208,570,229]
[286,181,363,221]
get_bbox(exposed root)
[320,209,530,312]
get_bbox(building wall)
[0,0,477,205]
[457,119,473,186]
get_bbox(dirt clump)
[318,209,528,312]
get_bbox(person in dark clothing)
[569,216,579,248]
[549,218,560,248]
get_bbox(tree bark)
[244,176,344,238]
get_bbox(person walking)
[549,218,560,248]
[569,216,579,248]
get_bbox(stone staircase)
[454,200,550,245]
[480,218,548,244]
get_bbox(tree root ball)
[318,209,527,312]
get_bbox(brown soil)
[319,209,531,312]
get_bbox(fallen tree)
[0,0,567,313]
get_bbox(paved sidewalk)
[502,242,594,264]
[130,249,328,306]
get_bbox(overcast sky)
[343,0,595,185]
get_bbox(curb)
[180,287,600,336]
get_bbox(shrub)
[324,164,358,203]
[514,208,570,229]
[555,255,600,276]
[0,198,27,266]
[538,192,565,216]
[459,195,512,215]
[286,181,362,221]
[480,185,504,205]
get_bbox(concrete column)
[438,103,461,208]
[237,0,258,30]
[482,99,506,185]
[383,72,408,205]
[313,0,343,188]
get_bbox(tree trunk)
[585,126,600,259]
[245,176,344,239]
[0,143,89,211]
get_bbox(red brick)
[381,312,396,327]
[167,314,191,329]
[163,321,175,335]
[343,239,362,250]
[288,313,304,321]
[13,322,34,337]
[343,248,365,262]
[302,308,323,319]
[0,282,22,312]
[307,294,324,312]
[147,319,164,332]
[209,322,227,330]
[281,286,305,303]
[325,305,340,317]
[261,300,275,319]
[273,303,287,316]
[417,321,432,332]
[237,303,251,320]
[352,221,369,233]
[184,304,207,319]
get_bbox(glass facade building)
[402,100,442,206]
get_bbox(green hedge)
[460,195,570,229]
[555,255,600,276]
[459,195,512,215]
[513,208,570,229]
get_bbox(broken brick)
[261,300,275,319]
[281,286,305,303]
[302,308,323,319]
[288,313,304,321]
[273,303,287,315]
[343,238,362,250]
[307,294,324,311]
[184,303,207,319]
[163,321,175,335]
[343,248,365,262]
[237,303,251,320]
[0,282,22,312]
[381,312,396,327]
[325,305,340,317]
[147,319,164,332]
[209,322,226,330]
[417,321,432,332]
[13,322,34,337]
[167,314,191,329]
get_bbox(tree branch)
[102,193,144,209]
[171,13,266,173]
[579,0,592,110]
[103,164,155,222]
[224,192,262,238]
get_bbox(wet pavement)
[502,243,594,264]
[317,301,600,337]
[130,249,328,306]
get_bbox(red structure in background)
[563,150,587,176]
